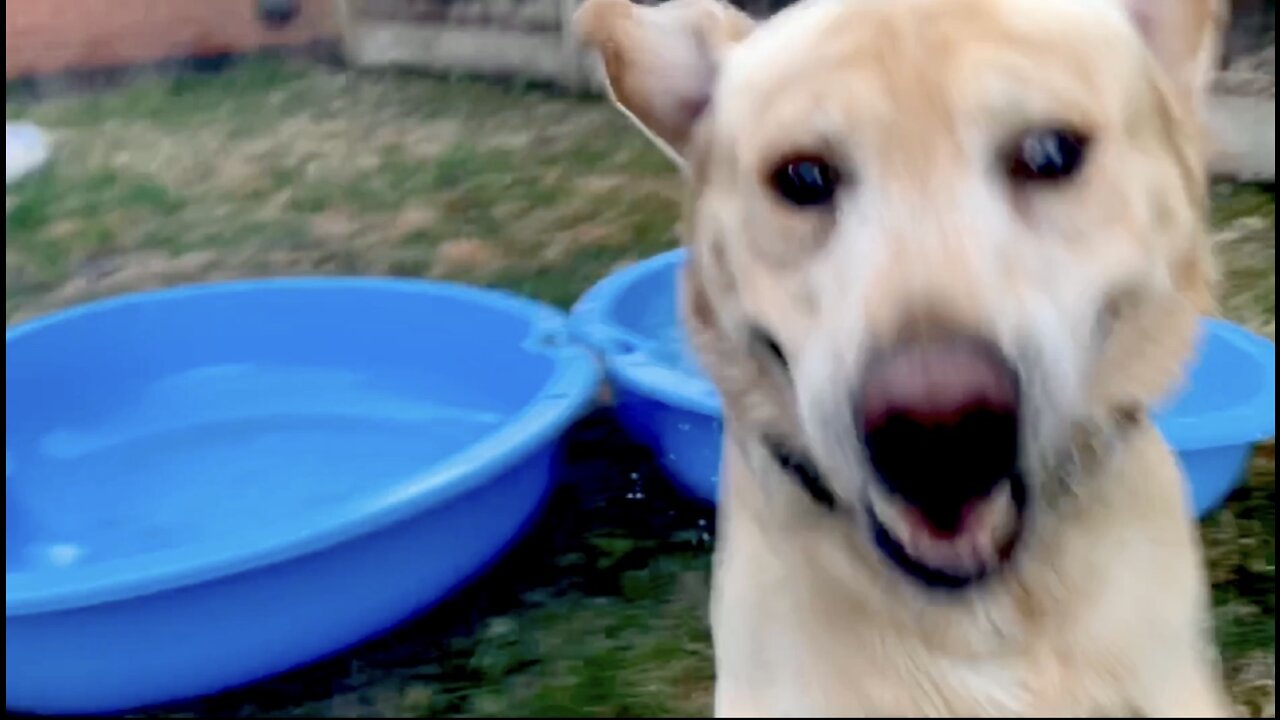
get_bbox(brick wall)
[6,0,338,80]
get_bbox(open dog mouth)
[866,475,1026,590]
[754,324,1030,590]
[856,333,1027,590]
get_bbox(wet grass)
[6,57,1275,717]
[6,57,680,321]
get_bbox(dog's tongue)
[904,497,984,541]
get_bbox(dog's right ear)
[573,0,756,168]
[1112,0,1227,111]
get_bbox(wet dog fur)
[573,0,1234,715]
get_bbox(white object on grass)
[7,121,52,186]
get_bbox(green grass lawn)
[6,57,1275,718]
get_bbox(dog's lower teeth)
[873,494,916,545]
[895,525,973,572]
[873,480,1018,575]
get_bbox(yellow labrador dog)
[574,0,1233,715]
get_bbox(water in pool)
[6,363,505,576]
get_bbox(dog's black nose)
[855,336,1020,536]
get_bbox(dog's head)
[576,0,1223,591]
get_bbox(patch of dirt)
[309,208,363,243]
[482,130,536,152]
[539,223,617,264]
[430,237,505,276]
[10,250,221,323]
[389,205,439,238]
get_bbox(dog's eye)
[770,156,841,207]
[1006,128,1089,183]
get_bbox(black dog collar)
[761,435,837,511]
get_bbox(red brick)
[6,0,338,80]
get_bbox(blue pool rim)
[570,249,721,419]
[570,247,1276,453]
[5,277,604,617]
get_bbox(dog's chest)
[713,590,1138,717]
[718,643,1132,717]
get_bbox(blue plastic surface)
[570,248,1277,513]
[6,278,602,715]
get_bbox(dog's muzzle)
[853,334,1026,589]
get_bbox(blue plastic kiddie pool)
[6,278,602,715]
[570,248,1276,514]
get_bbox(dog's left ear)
[573,0,756,169]
[1114,0,1225,315]
[1114,0,1226,109]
